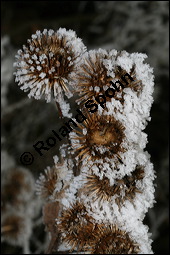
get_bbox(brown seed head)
[58,202,95,251]
[84,166,145,205]
[36,166,58,200]
[90,224,140,254]
[73,113,125,161]
[14,28,86,102]
[75,50,142,106]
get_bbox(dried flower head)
[83,166,144,205]
[58,202,95,251]
[36,165,58,200]
[75,50,142,106]
[75,49,111,104]
[90,224,140,254]
[72,113,125,161]
[1,166,34,209]
[14,28,86,102]
[1,210,32,246]
[36,160,72,201]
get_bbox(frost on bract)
[14,28,155,254]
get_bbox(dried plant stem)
[55,102,63,119]
[45,233,61,254]
[55,101,79,176]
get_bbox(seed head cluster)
[13,28,155,254]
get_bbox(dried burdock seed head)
[83,165,145,204]
[84,174,117,202]
[90,224,140,254]
[75,50,142,106]
[36,165,58,200]
[58,202,95,251]
[72,113,125,161]
[36,160,72,201]
[75,49,112,104]
[14,28,86,102]
[1,210,32,246]
[1,167,34,209]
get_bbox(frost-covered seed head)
[35,165,58,200]
[83,165,144,205]
[72,113,125,161]
[89,224,140,254]
[58,202,95,251]
[75,50,112,104]
[75,50,142,106]
[14,28,86,102]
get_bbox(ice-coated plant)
[14,28,86,103]
[14,28,156,254]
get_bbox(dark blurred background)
[1,1,169,254]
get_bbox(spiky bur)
[74,49,111,105]
[89,224,140,254]
[36,166,58,200]
[57,202,96,252]
[72,113,125,162]
[74,49,142,106]
[1,210,32,247]
[1,167,34,209]
[13,28,86,102]
[83,165,144,206]
[36,160,73,201]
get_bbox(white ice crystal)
[104,50,155,126]
[57,92,73,118]
[61,175,86,208]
